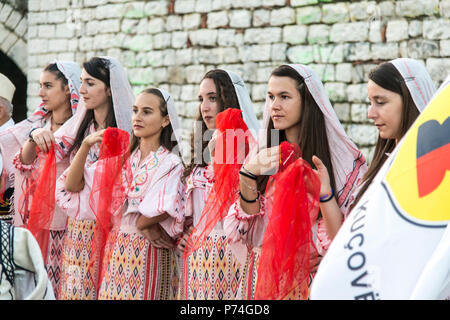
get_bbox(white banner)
[310,77,450,300]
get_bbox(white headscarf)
[158,87,184,163]
[391,58,436,112]
[54,61,82,112]
[224,70,261,140]
[54,57,134,161]
[260,64,368,217]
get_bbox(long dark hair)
[130,88,176,154]
[257,65,336,198]
[351,62,420,209]
[68,57,117,154]
[182,69,241,182]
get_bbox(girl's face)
[268,75,302,133]
[79,69,111,110]
[367,79,403,141]
[132,93,169,140]
[198,78,220,130]
[38,71,70,111]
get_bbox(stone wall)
[4,0,450,161]
[0,0,28,72]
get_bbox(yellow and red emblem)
[385,84,450,228]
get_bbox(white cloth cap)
[0,73,15,103]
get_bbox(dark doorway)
[0,51,27,122]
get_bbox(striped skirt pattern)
[98,226,179,300]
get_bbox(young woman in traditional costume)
[0,153,55,300]
[8,61,81,297]
[223,64,368,300]
[177,69,260,300]
[312,58,436,240]
[97,88,185,300]
[54,57,134,300]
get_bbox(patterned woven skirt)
[98,225,179,300]
[179,230,241,300]
[58,218,98,300]
[46,230,65,299]
[238,247,312,300]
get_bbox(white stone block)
[423,19,450,40]
[144,1,168,16]
[395,0,439,17]
[0,3,12,24]
[270,7,295,26]
[336,63,352,83]
[152,33,170,49]
[322,3,349,24]
[244,27,281,44]
[426,58,450,81]
[185,65,206,83]
[271,43,287,62]
[330,22,368,43]
[174,0,196,14]
[308,24,330,44]
[189,29,218,46]
[286,45,314,64]
[386,20,409,42]
[15,17,28,37]
[283,25,307,44]
[5,9,21,30]
[238,44,271,62]
[409,20,422,38]
[351,103,369,123]
[207,11,229,29]
[230,9,252,28]
[27,39,49,54]
[333,103,350,122]
[217,29,236,47]
[440,40,450,57]
[195,0,213,13]
[324,82,347,102]
[347,83,369,103]
[183,13,201,30]
[253,9,270,27]
[347,123,378,146]
[166,15,182,31]
[148,17,165,34]
[346,42,371,61]
[172,31,188,48]
[38,25,56,38]
[262,0,286,6]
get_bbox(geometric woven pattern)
[98,229,179,300]
[46,230,65,299]
[180,231,241,300]
[58,218,98,300]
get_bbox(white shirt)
[0,118,14,132]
